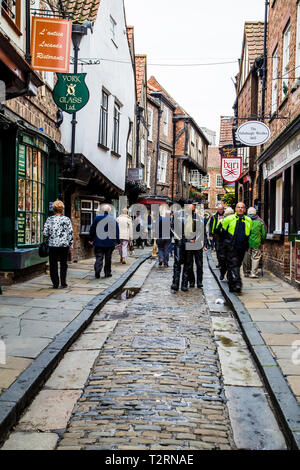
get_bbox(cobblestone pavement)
[56,263,236,450]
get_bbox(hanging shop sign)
[31,17,72,73]
[128,168,144,181]
[52,73,90,113]
[236,121,270,147]
[219,145,237,157]
[221,156,242,183]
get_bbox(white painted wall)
[60,0,135,191]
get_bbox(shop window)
[200,174,210,189]
[216,194,224,206]
[294,163,300,233]
[17,142,46,246]
[80,200,102,234]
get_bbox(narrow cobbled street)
[56,261,235,451]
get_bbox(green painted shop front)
[0,124,59,275]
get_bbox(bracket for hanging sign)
[31,9,72,20]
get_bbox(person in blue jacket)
[88,204,120,278]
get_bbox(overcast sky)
[124,0,266,143]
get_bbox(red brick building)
[233,1,300,287]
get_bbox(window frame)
[282,22,290,99]
[158,151,168,183]
[272,46,278,114]
[163,105,169,136]
[216,174,223,188]
[1,0,21,35]
[16,142,47,247]
[147,107,153,141]
[99,89,109,148]
[112,101,120,154]
[80,199,102,235]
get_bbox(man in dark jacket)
[219,203,252,293]
[209,204,225,267]
[88,204,120,278]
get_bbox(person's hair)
[224,207,234,216]
[121,208,128,215]
[247,207,256,215]
[102,204,111,213]
[52,200,64,214]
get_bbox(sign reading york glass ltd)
[31,17,72,73]
[236,121,270,146]
[53,73,90,113]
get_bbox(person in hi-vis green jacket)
[219,202,252,293]
[243,207,266,278]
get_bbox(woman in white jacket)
[116,208,133,264]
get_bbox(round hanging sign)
[236,121,270,146]
[53,73,89,114]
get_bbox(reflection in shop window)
[17,143,46,246]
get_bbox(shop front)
[259,119,300,286]
[0,120,59,282]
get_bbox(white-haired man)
[243,207,266,278]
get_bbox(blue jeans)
[157,239,171,265]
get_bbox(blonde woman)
[116,208,133,264]
[43,200,73,289]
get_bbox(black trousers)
[226,245,246,289]
[189,249,203,287]
[214,235,222,266]
[94,246,114,276]
[49,247,69,287]
[172,241,193,289]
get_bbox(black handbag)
[38,241,49,258]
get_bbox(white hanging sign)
[236,121,270,146]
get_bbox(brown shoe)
[121,258,126,264]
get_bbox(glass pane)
[32,213,37,244]
[25,213,31,244]
[32,182,38,212]
[37,214,41,243]
[38,152,42,182]
[26,180,32,211]
[26,147,32,179]
[32,149,38,180]
[18,178,25,211]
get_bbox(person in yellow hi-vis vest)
[219,202,252,293]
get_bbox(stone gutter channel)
[0,253,152,444]
[206,251,300,450]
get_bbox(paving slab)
[4,336,52,358]
[225,386,287,450]
[16,389,82,432]
[1,431,59,450]
[217,345,262,387]
[68,332,109,351]
[261,334,300,346]
[45,350,100,390]
[255,322,300,334]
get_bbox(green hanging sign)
[53,73,89,114]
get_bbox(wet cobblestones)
[57,264,236,450]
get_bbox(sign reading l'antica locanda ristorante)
[31,17,72,73]
[52,73,90,113]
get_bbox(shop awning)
[0,32,43,99]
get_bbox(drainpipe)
[154,98,162,196]
[135,104,142,168]
[25,0,31,64]
[70,24,88,168]
[258,0,269,216]
[172,117,176,202]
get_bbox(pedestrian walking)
[157,208,172,267]
[209,204,225,267]
[214,207,234,280]
[88,204,120,278]
[219,202,252,293]
[116,208,133,264]
[189,202,208,289]
[243,207,266,278]
[134,211,146,249]
[43,200,73,289]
